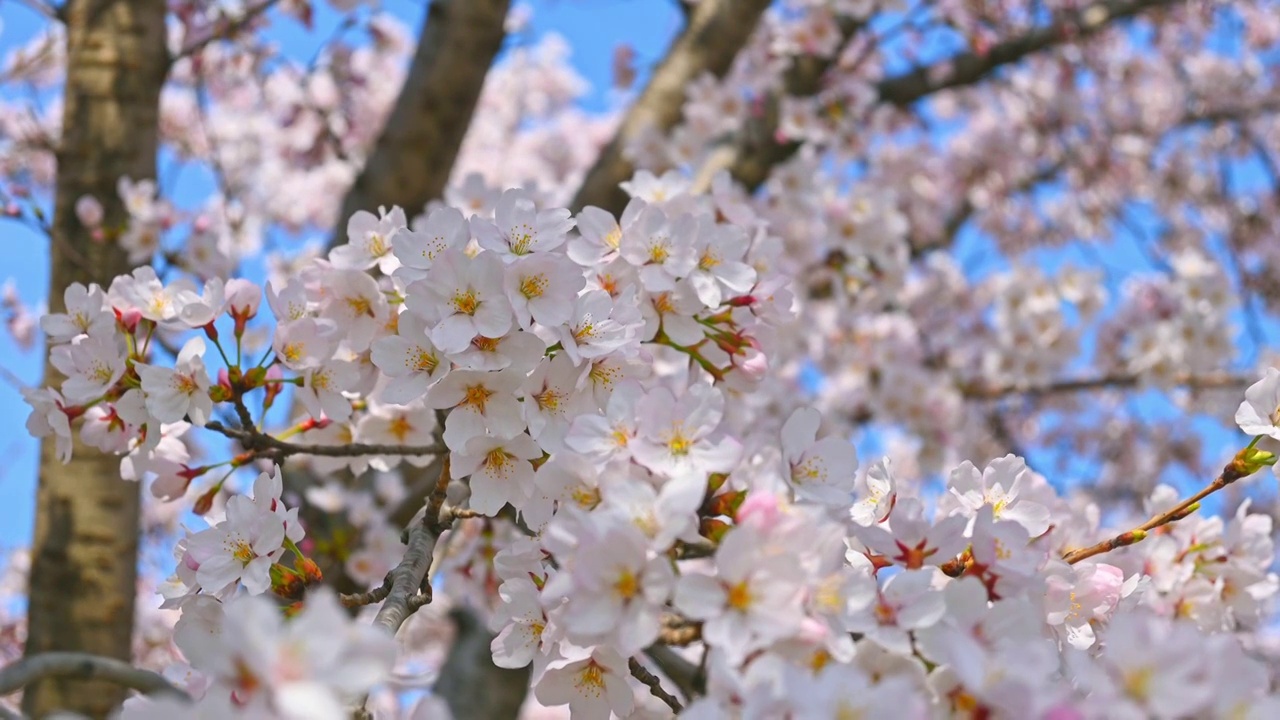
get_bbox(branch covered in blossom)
[727,0,1188,192]
[170,0,282,64]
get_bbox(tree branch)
[1062,450,1260,564]
[0,653,188,700]
[628,657,683,714]
[203,419,445,460]
[333,0,511,244]
[169,0,281,65]
[727,0,1186,191]
[960,371,1252,401]
[570,0,773,215]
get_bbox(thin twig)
[204,419,445,459]
[0,652,188,699]
[340,572,393,608]
[628,657,683,713]
[1062,452,1258,564]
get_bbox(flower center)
[452,289,479,315]
[726,580,752,611]
[519,274,548,299]
[462,384,494,413]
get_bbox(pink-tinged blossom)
[185,495,287,596]
[355,401,439,471]
[135,337,213,426]
[393,205,468,281]
[79,402,137,454]
[427,368,526,452]
[108,266,193,325]
[851,457,897,526]
[523,453,602,530]
[545,521,674,655]
[40,282,113,343]
[522,353,590,453]
[407,248,512,353]
[176,277,227,328]
[557,288,642,365]
[598,468,704,550]
[188,589,397,720]
[565,378,643,465]
[298,360,359,421]
[943,455,1051,536]
[273,317,339,370]
[331,205,406,274]
[846,568,947,655]
[503,252,584,329]
[686,217,757,307]
[1236,367,1280,440]
[640,281,705,346]
[781,406,858,505]
[1045,561,1128,649]
[370,311,449,404]
[446,328,545,373]
[569,197,644,267]
[618,205,697,292]
[266,278,313,323]
[854,498,968,570]
[49,327,126,403]
[631,382,741,479]
[22,386,73,463]
[490,577,553,671]
[674,524,807,663]
[471,188,574,261]
[317,268,388,352]
[533,645,634,720]
[451,432,542,515]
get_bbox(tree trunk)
[24,2,168,717]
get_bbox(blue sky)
[0,0,681,548]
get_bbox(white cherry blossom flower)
[135,337,213,426]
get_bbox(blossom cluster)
[20,170,1280,718]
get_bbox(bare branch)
[334,0,511,244]
[0,653,188,700]
[570,0,774,215]
[340,572,393,609]
[960,371,1252,402]
[372,507,446,635]
[1062,450,1260,564]
[629,657,683,714]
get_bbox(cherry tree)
[2,0,1280,718]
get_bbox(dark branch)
[628,657,683,714]
[204,419,445,459]
[169,0,282,66]
[333,0,511,245]
[0,653,188,700]
[570,0,773,215]
[728,0,1186,191]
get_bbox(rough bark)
[434,608,531,720]
[569,0,773,215]
[23,1,168,718]
[333,0,511,240]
